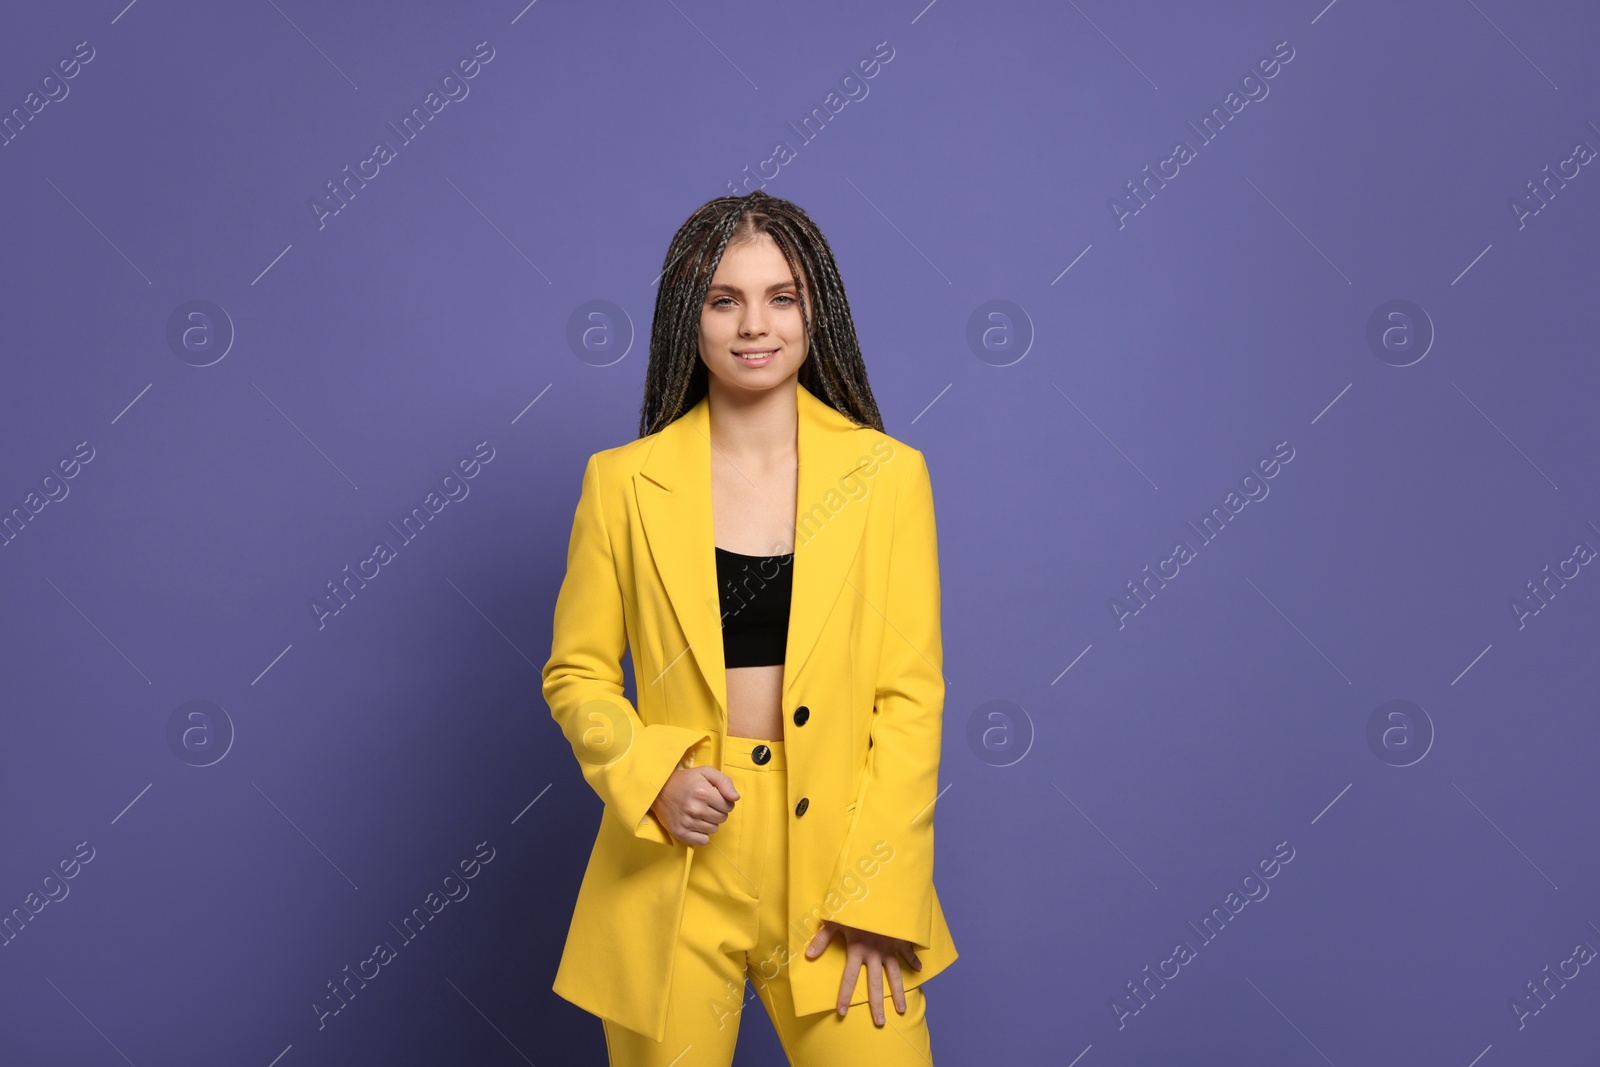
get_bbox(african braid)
[638,189,884,438]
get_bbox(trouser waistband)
[723,736,786,771]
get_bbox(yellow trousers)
[601,737,936,1065]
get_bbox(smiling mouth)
[735,349,777,362]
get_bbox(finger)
[867,955,885,1026]
[699,804,729,826]
[704,767,741,803]
[662,788,723,835]
[896,942,923,971]
[689,781,734,814]
[806,921,835,959]
[659,800,716,844]
[691,810,726,837]
[886,955,907,1014]
[836,952,861,1016]
[653,790,697,830]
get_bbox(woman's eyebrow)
[706,281,802,295]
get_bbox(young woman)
[543,189,958,1065]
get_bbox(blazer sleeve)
[542,452,713,846]
[823,448,945,947]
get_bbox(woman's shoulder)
[576,431,660,485]
[854,426,929,487]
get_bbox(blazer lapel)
[634,379,873,722]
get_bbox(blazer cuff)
[606,724,714,844]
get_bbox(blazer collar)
[634,379,873,718]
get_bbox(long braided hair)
[638,189,884,437]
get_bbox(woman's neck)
[706,376,800,467]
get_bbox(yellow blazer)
[542,379,958,1040]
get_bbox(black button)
[752,744,771,765]
[793,705,810,726]
[795,797,809,817]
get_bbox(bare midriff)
[726,663,785,740]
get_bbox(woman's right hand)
[650,765,740,846]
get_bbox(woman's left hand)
[805,919,922,1025]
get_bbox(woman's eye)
[709,294,796,308]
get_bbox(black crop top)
[714,546,794,667]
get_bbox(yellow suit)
[542,379,958,1042]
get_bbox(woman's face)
[698,232,812,394]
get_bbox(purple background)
[3,1,1598,1064]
